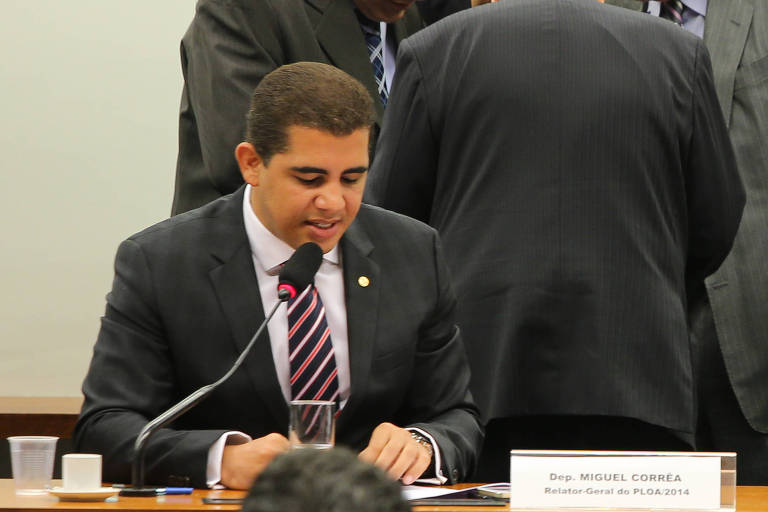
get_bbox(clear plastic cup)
[7,436,58,495]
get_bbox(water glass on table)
[7,436,58,495]
[289,400,335,450]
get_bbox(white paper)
[400,485,461,501]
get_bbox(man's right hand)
[220,433,290,489]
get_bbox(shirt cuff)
[406,427,447,485]
[206,431,252,488]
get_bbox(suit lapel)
[703,0,753,126]
[391,17,410,46]
[335,220,380,430]
[309,0,385,122]
[208,188,288,426]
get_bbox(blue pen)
[157,487,194,495]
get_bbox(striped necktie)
[659,0,685,26]
[358,14,388,106]
[287,284,339,403]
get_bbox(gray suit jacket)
[172,0,423,215]
[75,187,482,486]
[701,0,768,433]
[606,0,768,435]
[367,0,744,433]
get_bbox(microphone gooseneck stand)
[120,241,323,496]
[120,297,287,496]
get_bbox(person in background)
[172,0,468,215]
[605,0,768,485]
[76,62,481,490]
[366,0,744,481]
[243,448,411,512]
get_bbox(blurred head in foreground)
[243,447,411,512]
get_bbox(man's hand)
[220,433,290,489]
[359,422,432,485]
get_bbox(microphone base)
[119,487,161,497]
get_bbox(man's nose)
[315,184,345,211]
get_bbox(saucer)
[49,487,119,501]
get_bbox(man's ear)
[235,142,264,186]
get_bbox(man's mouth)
[308,220,335,229]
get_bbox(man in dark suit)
[366,0,744,480]
[76,62,481,489]
[607,0,768,485]
[173,0,432,215]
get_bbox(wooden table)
[0,481,766,512]
[2,399,764,510]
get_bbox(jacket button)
[451,468,459,481]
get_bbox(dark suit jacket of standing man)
[366,0,744,462]
[75,186,481,487]
[171,0,424,215]
[607,0,768,484]
[415,0,469,25]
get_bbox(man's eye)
[342,175,363,184]
[297,177,321,185]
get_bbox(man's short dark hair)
[246,62,376,164]
[242,448,411,512]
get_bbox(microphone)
[278,242,323,300]
[120,242,324,496]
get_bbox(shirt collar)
[242,184,340,275]
[355,8,387,43]
[355,9,380,33]
[646,0,707,17]
[683,0,707,17]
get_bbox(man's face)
[242,126,370,253]
[353,0,416,23]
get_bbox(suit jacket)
[74,187,482,487]
[416,0,469,25]
[171,0,423,215]
[602,0,640,10]
[366,0,745,434]
[606,0,768,435]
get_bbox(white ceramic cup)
[62,453,102,491]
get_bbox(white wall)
[0,1,195,396]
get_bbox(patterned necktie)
[287,284,339,403]
[659,0,685,26]
[358,15,388,106]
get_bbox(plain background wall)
[0,1,196,396]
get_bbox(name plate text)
[510,452,721,510]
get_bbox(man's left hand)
[359,422,432,484]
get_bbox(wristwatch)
[410,431,434,459]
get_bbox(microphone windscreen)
[278,242,323,293]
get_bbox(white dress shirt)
[645,0,707,38]
[381,21,397,94]
[241,185,352,405]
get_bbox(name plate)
[509,451,724,510]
